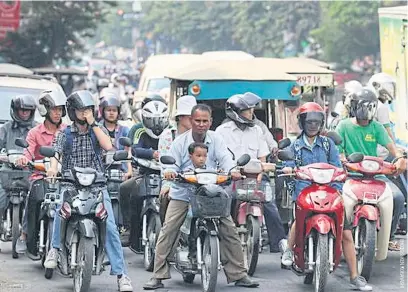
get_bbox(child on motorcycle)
[188,142,208,169]
[280,102,372,291]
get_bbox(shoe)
[350,276,373,291]
[143,278,164,290]
[120,229,131,247]
[234,275,259,288]
[16,238,27,254]
[281,249,293,267]
[44,248,59,269]
[388,240,401,251]
[278,239,288,255]
[118,275,133,292]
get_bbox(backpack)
[63,126,103,170]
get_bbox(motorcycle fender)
[78,219,98,239]
[247,205,262,217]
[305,214,335,236]
[237,202,248,225]
[9,194,22,205]
[353,205,379,229]
[141,198,160,215]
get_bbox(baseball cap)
[175,95,197,117]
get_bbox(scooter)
[160,154,250,292]
[343,155,399,280]
[278,148,363,292]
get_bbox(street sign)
[0,0,20,41]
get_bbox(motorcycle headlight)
[196,173,218,184]
[361,160,380,172]
[75,172,96,186]
[309,168,335,184]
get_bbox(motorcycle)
[278,147,363,292]
[118,137,162,271]
[343,155,399,280]
[39,146,124,292]
[389,150,407,235]
[160,154,250,292]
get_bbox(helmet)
[141,99,169,139]
[38,89,67,120]
[10,95,37,127]
[141,93,166,109]
[342,80,363,103]
[348,87,378,121]
[99,93,121,121]
[367,73,396,103]
[66,90,95,124]
[225,92,261,127]
[298,102,325,137]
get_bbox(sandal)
[388,240,401,251]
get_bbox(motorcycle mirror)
[278,138,291,149]
[15,138,28,148]
[118,137,132,147]
[160,155,176,165]
[113,150,129,161]
[236,154,251,167]
[326,131,342,146]
[331,111,339,118]
[39,146,56,158]
[277,150,294,161]
[347,152,364,163]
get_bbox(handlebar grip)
[275,164,284,170]
[276,170,285,175]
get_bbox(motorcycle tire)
[314,233,329,292]
[12,204,20,259]
[357,219,376,281]
[144,214,161,272]
[183,273,196,284]
[73,237,94,292]
[247,215,260,276]
[201,234,218,292]
[44,219,54,279]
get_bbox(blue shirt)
[164,129,235,202]
[283,134,343,200]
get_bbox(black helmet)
[141,93,167,108]
[347,87,378,121]
[225,92,261,128]
[99,93,121,121]
[10,95,37,127]
[38,89,67,124]
[66,90,95,124]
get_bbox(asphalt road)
[0,236,407,292]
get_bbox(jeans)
[51,188,127,275]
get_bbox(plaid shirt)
[53,123,107,173]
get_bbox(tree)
[0,1,115,68]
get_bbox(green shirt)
[335,118,391,157]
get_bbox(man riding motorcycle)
[15,89,67,257]
[280,102,372,291]
[337,87,407,251]
[143,104,259,290]
[43,90,133,291]
[215,92,288,254]
[119,95,169,250]
[0,95,38,231]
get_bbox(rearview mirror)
[236,154,251,166]
[15,138,28,148]
[160,155,176,165]
[331,111,339,118]
[113,150,129,161]
[326,131,342,146]
[277,150,294,161]
[347,152,364,163]
[119,137,132,147]
[39,146,56,158]
[278,138,291,149]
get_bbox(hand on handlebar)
[159,185,170,199]
[394,157,407,175]
[15,156,29,167]
[46,168,58,183]
[231,171,242,181]
[282,167,293,174]
[163,171,177,180]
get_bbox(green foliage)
[0,1,115,68]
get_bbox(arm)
[92,125,113,151]
[0,124,7,150]
[48,131,66,176]
[377,104,394,141]
[23,129,37,161]
[335,119,346,157]
[328,139,342,167]
[257,127,270,161]
[131,135,155,160]
[214,134,235,172]
[282,142,296,168]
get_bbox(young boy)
[188,142,208,169]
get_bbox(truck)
[378,5,408,148]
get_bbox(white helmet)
[367,73,396,103]
[343,80,363,114]
[141,100,169,139]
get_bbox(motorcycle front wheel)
[313,233,329,292]
[144,214,161,272]
[73,237,94,292]
[44,219,54,279]
[11,204,20,259]
[201,234,219,292]
[356,219,376,281]
[246,215,260,276]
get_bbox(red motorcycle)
[278,150,363,292]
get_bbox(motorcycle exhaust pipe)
[308,236,314,270]
[39,220,45,251]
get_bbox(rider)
[15,89,67,257]
[43,90,133,292]
[215,92,288,254]
[158,95,197,223]
[0,95,37,232]
[280,102,373,291]
[337,87,407,251]
[143,104,259,290]
[119,95,169,250]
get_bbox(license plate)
[295,74,333,86]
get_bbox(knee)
[393,192,405,207]
[342,229,353,243]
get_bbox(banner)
[0,0,21,41]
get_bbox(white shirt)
[215,121,269,160]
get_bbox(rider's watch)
[90,121,98,128]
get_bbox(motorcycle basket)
[190,186,231,218]
[0,169,30,191]
[234,179,268,203]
